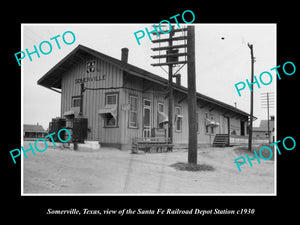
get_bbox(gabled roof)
[37,44,168,89]
[24,124,46,133]
[37,44,251,118]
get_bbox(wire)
[83,85,169,95]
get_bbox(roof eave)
[37,44,252,118]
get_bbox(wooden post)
[248,43,254,152]
[187,26,197,164]
[168,28,174,149]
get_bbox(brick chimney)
[121,48,129,63]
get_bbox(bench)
[131,128,173,153]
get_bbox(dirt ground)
[23,141,275,195]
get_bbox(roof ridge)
[38,44,251,117]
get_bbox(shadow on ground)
[170,162,215,172]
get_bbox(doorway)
[143,99,151,137]
[240,120,245,136]
[223,116,230,134]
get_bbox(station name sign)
[75,74,107,84]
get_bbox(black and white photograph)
[21,23,276,195]
[4,5,298,220]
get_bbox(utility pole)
[247,43,254,152]
[261,92,274,143]
[151,26,197,163]
[168,30,175,146]
[187,26,197,164]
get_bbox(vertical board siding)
[121,74,246,146]
[122,74,143,145]
[172,97,243,146]
[61,55,123,143]
[60,54,247,148]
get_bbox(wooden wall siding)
[61,55,123,143]
[60,55,247,146]
[121,73,139,145]
[122,74,146,144]
[230,117,243,136]
[122,73,247,146]
[172,96,246,145]
[122,73,170,145]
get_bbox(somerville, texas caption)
[47,208,255,216]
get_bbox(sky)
[22,24,276,130]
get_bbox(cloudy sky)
[22,23,276,129]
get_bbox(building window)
[129,95,138,128]
[205,113,215,134]
[240,121,245,136]
[210,114,214,134]
[205,113,209,134]
[157,102,164,128]
[71,96,81,107]
[106,94,117,105]
[104,93,118,127]
[144,99,151,107]
[86,60,96,73]
[158,102,164,113]
[175,106,182,132]
[105,114,116,127]
[143,99,151,128]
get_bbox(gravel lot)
[23,141,275,195]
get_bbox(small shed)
[253,116,275,142]
[23,124,47,140]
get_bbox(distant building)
[253,116,275,142]
[23,124,47,140]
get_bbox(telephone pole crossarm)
[150,26,189,153]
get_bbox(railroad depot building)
[38,44,251,150]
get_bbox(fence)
[230,134,268,146]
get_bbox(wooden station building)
[38,44,251,149]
